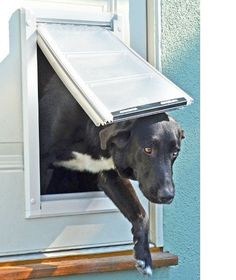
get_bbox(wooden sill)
[0,248,178,280]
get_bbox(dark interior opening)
[37,46,100,194]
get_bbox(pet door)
[37,23,193,126]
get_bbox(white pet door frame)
[21,7,133,219]
[20,1,165,251]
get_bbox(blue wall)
[38,0,200,279]
[160,0,200,279]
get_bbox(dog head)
[99,113,185,204]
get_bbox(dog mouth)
[156,197,174,204]
[139,183,174,204]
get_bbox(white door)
[0,0,155,257]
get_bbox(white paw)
[136,260,153,276]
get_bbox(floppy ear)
[99,120,135,150]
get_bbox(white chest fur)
[54,152,115,173]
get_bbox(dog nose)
[158,189,174,204]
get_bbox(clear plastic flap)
[37,23,193,126]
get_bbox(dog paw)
[136,260,153,276]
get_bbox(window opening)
[38,46,101,195]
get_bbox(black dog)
[38,47,184,275]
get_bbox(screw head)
[30,198,36,204]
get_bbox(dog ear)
[99,120,135,150]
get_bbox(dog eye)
[144,147,152,154]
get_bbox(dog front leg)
[98,171,152,276]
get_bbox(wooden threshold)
[0,248,178,279]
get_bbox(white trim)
[113,0,130,45]
[146,0,164,247]
[146,0,162,71]
[23,0,113,14]
[20,8,42,217]
[37,192,118,218]
[149,203,164,247]
[155,0,162,71]
[146,0,156,67]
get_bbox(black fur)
[38,46,184,274]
